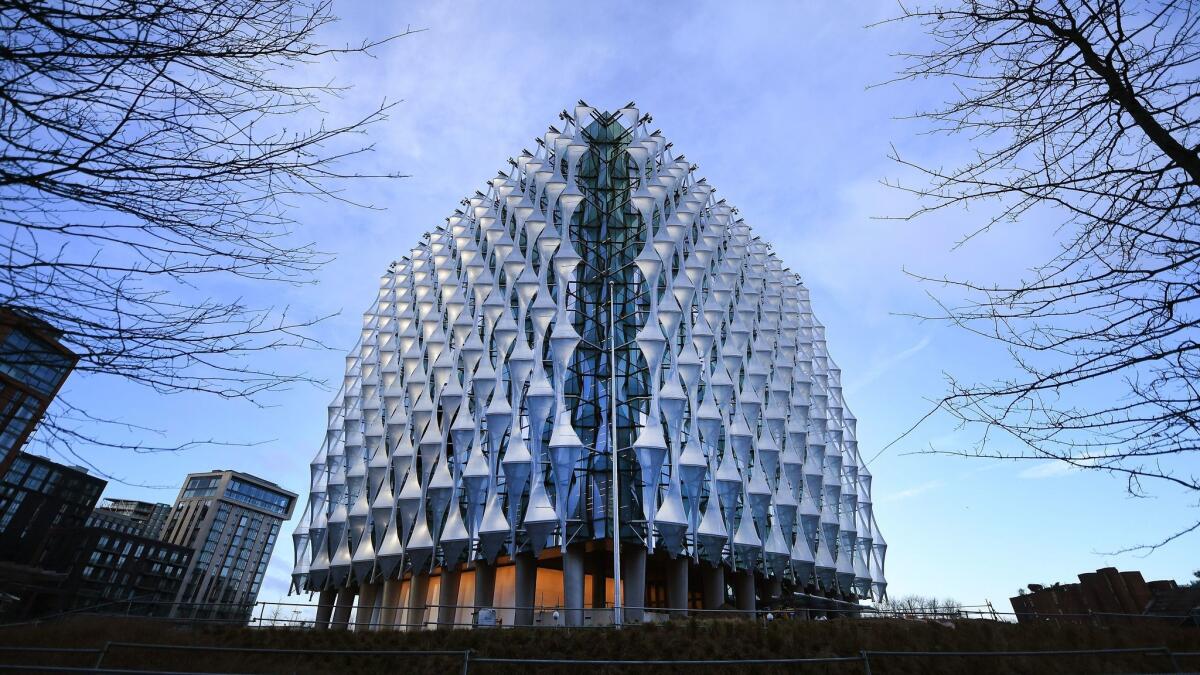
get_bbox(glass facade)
[226,478,293,516]
[181,475,219,499]
[0,328,72,396]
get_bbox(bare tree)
[879,594,963,619]
[880,0,1200,550]
[1,1,412,473]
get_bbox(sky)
[43,1,1198,614]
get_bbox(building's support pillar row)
[702,563,725,610]
[406,574,429,630]
[766,576,783,605]
[438,567,461,628]
[474,561,496,619]
[514,553,536,626]
[590,548,607,610]
[355,582,381,631]
[734,570,756,614]
[331,585,356,630]
[623,546,646,623]
[563,544,585,626]
[315,589,337,629]
[379,578,404,629]
[667,556,689,615]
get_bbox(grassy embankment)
[0,615,1197,674]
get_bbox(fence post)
[860,650,872,675]
[93,641,112,669]
[461,649,472,675]
[1161,647,1182,673]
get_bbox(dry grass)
[0,615,1197,674]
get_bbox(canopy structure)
[290,103,887,629]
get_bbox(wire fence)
[0,642,1198,674]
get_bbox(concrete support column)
[437,567,461,628]
[701,564,725,610]
[590,547,608,610]
[314,589,337,629]
[373,581,386,625]
[331,585,356,630]
[734,570,756,614]
[766,576,783,605]
[667,556,689,616]
[514,554,536,626]
[563,544,586,626]
[473,561,497,619]
[355,582,381,631]
[379,578,404,629]
[622,545,647,623]
[405,574,430,630]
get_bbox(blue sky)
[46,1,1197,612]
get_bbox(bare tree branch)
[0,1,414,453]
[881,0,1200,547]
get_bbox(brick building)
[40,509,192,616]
[96,498,172,539]
[0,308,77,477]
[1010,567,1197,624]
[0,452,104,566]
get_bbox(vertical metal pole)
[93,641,112,669]
[609,279,622,628]
[1161,647,1181,673]
[860,650,873,675]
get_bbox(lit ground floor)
[310,541,842,630]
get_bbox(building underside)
[290,103,888,629]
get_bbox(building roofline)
[185,468,297,499]
[0,306,78,360]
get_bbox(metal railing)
[1,642,1197,674]
[5,595,1195,632]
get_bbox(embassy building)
[291,104,887,629]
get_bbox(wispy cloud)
[878,479,943,502]
[1018,458,1099,479]
[846,335,932,395]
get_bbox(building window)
[0,399,38,456]
[225,478,292,516]
[22,464,49,490]
[182,476,219,500]
[0,327,72,395]
[5,457,30,481]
